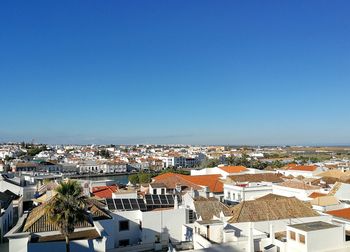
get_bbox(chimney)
[174,195,178,209]
[270,224,275,244]
[175,183,181,192]
[247,222,254,252]
[204,186,210,198]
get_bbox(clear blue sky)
[1,1,350,145]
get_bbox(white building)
[272,180,321,201]
[160,156,198,168]
[192,194,337,252]
[0,191,14,243]
[78,161,126,173]
[100,206,191,250]
[223,173,283,204]
[5,198,111,252]
[149,183,167,195]
[224,182,274,203]
[0,175,38,202]
[277,164,326,178]
[286,221,348,252]
[191,165,249,179]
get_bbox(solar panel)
[114,199,124,210]
[166,195,175,204]
[130,199,139,210]
[137,199,147,211]
[145,195,153,205]
[106,198,116,210]
[159,195,168,205]
[122,199,132,210]
[153,195,161,204]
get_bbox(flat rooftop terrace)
[289,221,338,232]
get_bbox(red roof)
[219,166,247,173]
[287,165,317,172]
[92,185,118,198]
[308,192,327,199]
[327,208,350,220]
[183,174,223,193]
[153,173,223,193]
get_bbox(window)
[119,220,129,231]
[161,188,165,194]
[299,234,305,244]
[119,239,129,247]
[289,231,296,240]
[188,209,195,223]
[153,189,157,194]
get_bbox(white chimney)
[174,195,178,209]
[270,224,275,244]
[247,222,254,252]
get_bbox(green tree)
[128,174,140,184]
[139,173,151,183]
[200,158,220,168]
[46,180,86,252]
[271,160,284,168]
[97,149,111,158]
[128,173,152,184]
[159,168,190,176]
[27,145,47,156]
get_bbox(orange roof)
[153,173,202,191]
[92,185,118,199]
[183,174,223,193]
[153,172,223,193]
[308,192,327,199]
[287,165,317,172]
[327,208,350,220]
[219,166,247,173]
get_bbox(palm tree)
[46,180,86,252]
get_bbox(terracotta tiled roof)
[277,180,320,190]
[287,165,317,172]
[256,193,289,201]
[280,163,298,170]
[227,194,319,223]
[153,172,224,193]
[153,173,203,191]
[183,174,223,193]
[23,202,92,233]
[327,208,350,220]
[15,162,38,167]
[218,166,247,173]
[92,185,118,199]
[310,177,339,186]
[308,192,327,198]
[194,198,231,220]
[23,197,110,233]
[150,182,167,188]
[317,170,346,179]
